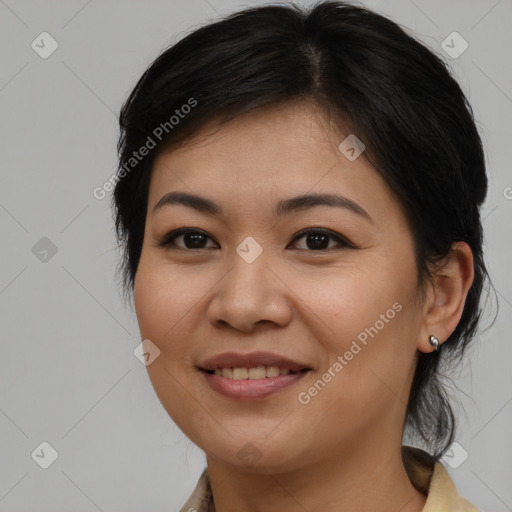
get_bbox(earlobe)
[417,242,474,353]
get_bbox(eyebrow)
[153,191,373,223]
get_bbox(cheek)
[293,258,419,403]
[133,258,206,432]
[293,261,408,352]
[133,258,199,353]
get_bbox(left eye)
[288,228,352,251]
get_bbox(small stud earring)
[429,335,440,352]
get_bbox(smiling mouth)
[200,366,312,400]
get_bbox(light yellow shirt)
[179,446,480,511]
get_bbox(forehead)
[148,101,403,225]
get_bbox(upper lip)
[198,351,312,372]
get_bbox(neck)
[206,437,427,512]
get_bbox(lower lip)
[201,370,310,400]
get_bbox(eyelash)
[157,227,355,252]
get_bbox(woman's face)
[134,101,426,472]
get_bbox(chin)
[198,433,304,473]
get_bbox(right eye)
[157,228,219,251]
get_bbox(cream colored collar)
[180,446,480,512]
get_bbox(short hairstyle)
[113,0,492,459]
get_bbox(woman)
[113,1,490,510]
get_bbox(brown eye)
[158,228,218,250]
[289,228,354,251]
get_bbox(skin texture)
[133,100,474,512]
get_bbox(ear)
[417,242,474,353]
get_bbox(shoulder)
[426,462,481,512]
[402,445,481,512]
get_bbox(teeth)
[248,366,266,379]
[232,368,248,380]
[212,366,296,379]
[267,366,280,377]
[221,368,233,378]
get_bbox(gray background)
[1,0,511,510]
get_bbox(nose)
[206,250,293,333]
